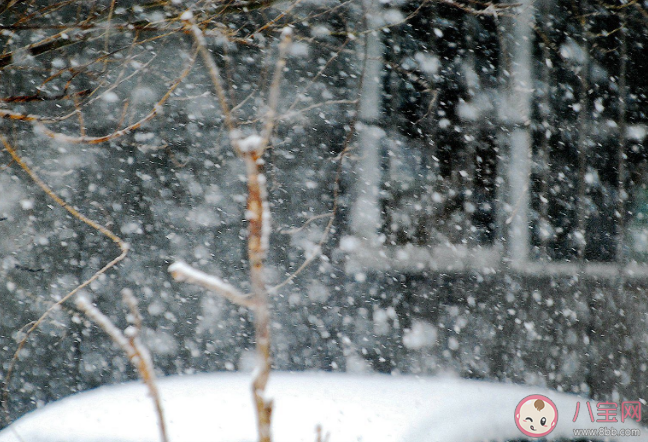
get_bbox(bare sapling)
[169,11,292,442]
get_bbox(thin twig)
[259,27,293,155]
[268,7,369,294]
[243,29,293,442]
[279,213,333,234]
[183,11,237,140]
[34,49,197,144]
[173,15,296,442]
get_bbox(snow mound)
[0,372,645,442]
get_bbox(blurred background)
[1,0,647,427]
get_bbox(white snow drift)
[0,372,645,442]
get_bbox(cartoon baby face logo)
[515,394,558,438]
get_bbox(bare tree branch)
[33,49,197,144]
[1,136,128,424]
[182,10,237,139]
[168,261,257,308]
[259,27,293,155]
[76,292,168,442]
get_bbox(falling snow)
[1,0,648,440]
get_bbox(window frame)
[345,0,648,279]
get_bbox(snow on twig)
[76,296,131,354]
[239,134,263,153]
[75,294,169,442]
[168,261,257,308]
[172,16,293,442]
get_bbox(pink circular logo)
[515,394,558,438]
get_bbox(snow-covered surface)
[1,372,645,442]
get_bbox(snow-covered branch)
[76,296,131,354]
[75,294,168,442]
[168,261,257,308]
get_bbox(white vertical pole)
[505,0,535,265]
[351,0,385,245]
